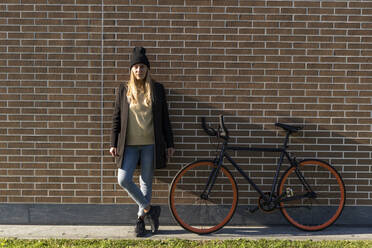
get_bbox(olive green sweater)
[126,92,155,146]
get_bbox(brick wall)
[1,0,372,209]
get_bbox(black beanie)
[130,47,150,69]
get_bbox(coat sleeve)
[160,84,174,148]
[110,85,122,147]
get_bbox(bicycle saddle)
[275,123,303,133]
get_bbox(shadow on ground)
[157,225,372,239]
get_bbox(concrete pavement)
[0,225,371,240]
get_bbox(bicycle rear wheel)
[169,160,238,234]
[278,159,345,231]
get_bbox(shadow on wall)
[161,92,365,171]
[151,93,369,222]
[107,89,370,226]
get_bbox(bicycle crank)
[258,192,277,212]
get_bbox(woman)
[109,47,175,237]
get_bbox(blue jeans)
[117,144,154,218]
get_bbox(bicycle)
[168,115,346,234]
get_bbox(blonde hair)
[126,70,152,106]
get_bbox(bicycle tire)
[169,160,238,234]
[278,159,346,231]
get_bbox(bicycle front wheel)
[169,160,238,234]
[278,159,346,231]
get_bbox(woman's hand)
[109,147,117,157]
[167,147,175,158]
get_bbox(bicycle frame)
[210,132,299,204]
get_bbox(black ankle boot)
[135,218,146,237]
[146,205,161,234]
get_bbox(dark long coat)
[110,81,174,169]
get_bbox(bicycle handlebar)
[201,117,217,137]
[219,115,229,138]
[201,115,229,140]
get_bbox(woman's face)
[131,64,148,81]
